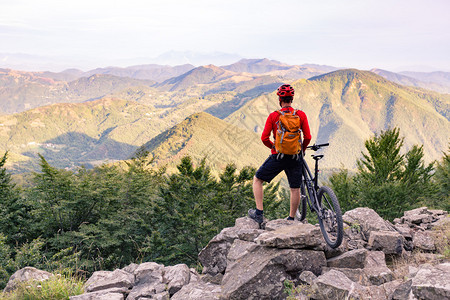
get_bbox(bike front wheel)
[317,186,343,249]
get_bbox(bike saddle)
[312,154,324,160]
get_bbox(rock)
[170,281,221,300]
[3,267,53,293]
[327,248,368,269]
[234,216,261,229]
[413,230,436,251]
[342,207,391,240]
[432,215,450,228]
[163,264,191,295]
[403,214,433,225]
[255,223,323,249]
[122,263,139,274]
[221,240,326,299]
[299,270,317,285]
[311,269,365,299]
[134,262,164,285]
[265,219,300,231]
[201,273,223,285]
[84,269,135,293]
[325,250,393,286]
[69,291,125,300]
[390,279,413,300]
[363,251,394,285]
[411,263,450,300]
[404,207,429,216]
[198,223,264,276]
[393,224,413,240]
[127,282,166,300]
[368,230,404,255]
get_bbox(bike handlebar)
[307,143,330,151]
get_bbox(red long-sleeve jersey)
[261,106,311,155]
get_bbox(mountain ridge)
[226,69,449,169]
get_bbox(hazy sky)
[1,0,449,71]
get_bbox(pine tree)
[0,152,32,245]
[330,128,435,220]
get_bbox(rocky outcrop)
[4,207,449,299]
[3,267,53,293]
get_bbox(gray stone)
[368,230,404,255]
[299,270,317,285]
[164,264,190,295]
[311,269,365,299]
[265,219,300,231]
[325,250,393,286]
[4,267,53,293]
[127,282,166,300]
[198,224,261,276]
[432,215,450,228]
[413,230,436,251]
[84,269,134,293]
[327,248,368,269]
[69,291,125,300]
[170,281,221,300]
[134,262,164,285]
[411,263,450,300]
[390,279,413,300]
[234,216,261,229]
[222,240,326,299]
[364,251,394,285]
[404,214,433,225]
[404,207,429,216]
[235,228,265,242]
[122,263,139,274]
[255,223,323,249]
[394,224,413,240]
[343,207,392,240]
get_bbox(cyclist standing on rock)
[248,84,311,226]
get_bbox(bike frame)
[301,156,323,218]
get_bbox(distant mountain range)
[371,69,450,94]
[0,59,449,173]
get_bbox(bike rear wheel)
[295,184,308,221]
[317,186,343,248]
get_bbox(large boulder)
[311,269,365,299]
[70,289,126,300]
[255,223,323,249]
[327,248,368,269]
[84,269,134,293]
[368,230,404,255]
[163,264,191,295]
[170,281,221,300]
[413,230,436,251]
[198,217,264,276]
[221,239,326,299]
[342,207,392,240]
[326,249,393,286]
[3,267,53,293]
[411,263,450,300]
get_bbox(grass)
[0,273,85,300]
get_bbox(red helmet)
[277,84,295,97]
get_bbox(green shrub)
[0,273,84,300]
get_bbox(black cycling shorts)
[255,154,303,188]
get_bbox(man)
[248,84,311,225]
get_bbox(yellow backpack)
[274,109,302,156]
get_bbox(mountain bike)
[296,143,343,249]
